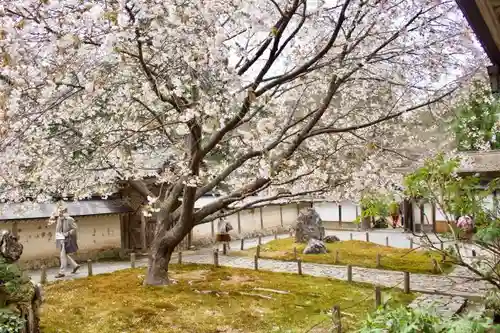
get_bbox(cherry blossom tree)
[0,0,485,285]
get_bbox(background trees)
[453,81,500,151]
[0,0,485,285]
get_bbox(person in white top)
[49,207,80,278]
[215,210,233,251]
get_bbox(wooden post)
[240,238,245,250]
[178,252,182,264]
[332,305,342,333]
[404,272,410,294]
[40,265,47,285]
[213,250,219,267]
[472,249,477,257]
[385,236,389,247]
[431,258,438,274]
[350,233,353,241]
[258,235,262,245]
[297,259,302,275]
[130,252,136,268]
[293,247,297,260]
[11,221,18,238]
[440,241,444,251]
[256,245,261,258]
[410,238,413,249]
[222,243,227,255]
[237,211,241,234]
[296,202,300,216]
[375,286,382,308]
[347,265,352,282]
[334,250,339,264]
[259,207,264,229]
[376,253,381,268]
[87,259,93,277]
[279,205,283,226]
[254,255,258,270]
[274,230,278,240]
[365,232,369,242]
[140,213,147,250]
[338,204,343,229]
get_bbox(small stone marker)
[431,258,438,274]
[87,259,93,277]
[178,251,182,264]
[347,265,352,282]
[256,245,261,258]
[334,250,339,264]
[350,233,353,241]
[472,249,476,257]
[254,255,258,270]
[374,286,382,308]
[385,236,389,247]
[130,252,136,268]
[40,265,47,285]
[332,305,342,333]
[404,272,410,294]
[297,258,302,275]
[213,250,219,267]
[365,232,369,242]
[376,253,381,268]
[240,238,245,250]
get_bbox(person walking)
[49,207,80,278]
[215,211,233,252]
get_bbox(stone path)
[28,232,490,318]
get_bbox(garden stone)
[0,230,43,333]
[303,239,328,254]
[294,208,325,243]
[323,235,340,243]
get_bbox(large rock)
[303,239,328,254]
[323,235,340,243]
[294,208,325,243]
[0,230,43,333]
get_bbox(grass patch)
[232,239,453,274]
[40,264,415,333]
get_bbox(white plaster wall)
[313,200,358,222]
[313,202,339,221]
[3,215,122,260]
[423,203,434,225]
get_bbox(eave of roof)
[0,199,132,221]
[456,0,500,65]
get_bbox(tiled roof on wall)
[0,200,132,221]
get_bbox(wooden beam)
[140,211,147,250]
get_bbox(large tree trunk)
[143,218,191,286]
[144,247,173,286]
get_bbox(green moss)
[40,264,415,333]
[233,239,453,274]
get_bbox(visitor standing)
[49,207,80,278]
[215,210,233,251]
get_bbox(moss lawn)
[231,239,453,274]
[40,263,415,333]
